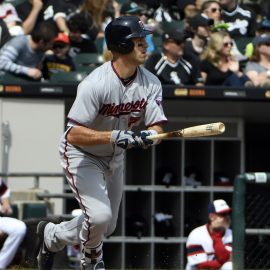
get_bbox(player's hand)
[111,130,138,149]
[136,130,158,149]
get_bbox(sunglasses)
[223,41,233,47]
[210,7,221,13]
[53,43,67,49]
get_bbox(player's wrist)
[110,130,120,143]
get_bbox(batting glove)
[111,130,138,149]
[137,130,158,149]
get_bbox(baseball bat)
[146,122,225,140]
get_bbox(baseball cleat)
[86,260,106,270]
[36,221,55,270]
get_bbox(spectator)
[201,0,222,24]
[0,21,57,81]
[0,0,24,36]
[244,35,270,87]
[145,28,204,85]
[67,13,98,57]
[0,178,27,269]
[245,17,270,58]
[184,14,213,63]
[42,33,76,80]
[0,19,11,49]
[79,0,109,40]
[200,30,251,86]
[177,0,198,20]
[15,0,69,35]
[220,0,257,38]
[195,0,207,11]
[186,199,232,270]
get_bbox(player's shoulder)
[188,225,207,238]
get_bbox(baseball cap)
[208,199,231,214]
[252,34,270,47]
[162,28,185,43]
[53,33,70,44]
[189,14,214,29]
[120,1,144,15]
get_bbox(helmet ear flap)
[116,39,134,54]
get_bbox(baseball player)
[0,178,27,269]
[36,15,167,270]
[185,199,233,270]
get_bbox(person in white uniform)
[36,15,167,270]
[186,199,233,270]
[0,178,26,269]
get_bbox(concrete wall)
[0,98,65,215]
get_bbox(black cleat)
[36,221,55,270]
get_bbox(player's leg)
[0,217,26,268]
[104,163,124,237]
[41,157,112,268]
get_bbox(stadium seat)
[73,53,104,71]
[4,0,27,6]
[49,71,88,83]
[22,202,47,219]
[0,72,34,83]
[160,20,185,32]
[94,38,105,54]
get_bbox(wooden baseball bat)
[146,122,225,140]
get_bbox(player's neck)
[112,59,137,79]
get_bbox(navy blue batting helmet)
[105,16,152,54]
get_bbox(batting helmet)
[105,16,152,54]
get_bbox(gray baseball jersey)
[59,61,167,170]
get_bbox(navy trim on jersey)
[63,139,92,247]
[187,244,205,256]
[111,61,137,87]
[68,118,87,127]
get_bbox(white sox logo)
[99,98,147,117]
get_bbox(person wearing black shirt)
[145,28,204,85]
[220,0,256,38]
[184,14,213,64]
[67,12,98,57]
[16,0,69,34]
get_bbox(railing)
[0,172,65,188]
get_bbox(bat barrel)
[146,122,225,140]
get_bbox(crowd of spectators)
[0,0,269,87]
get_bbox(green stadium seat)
[10,204,19,219]
[4,0,26,6]
[0,72,34,83]
[94,38,105,54]
[49,71,88,83]
[73,53,104,71]
[160,20,185,32]
[22,202,47,219]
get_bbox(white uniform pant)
[44,155,123,265]
[0,217,26,268]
